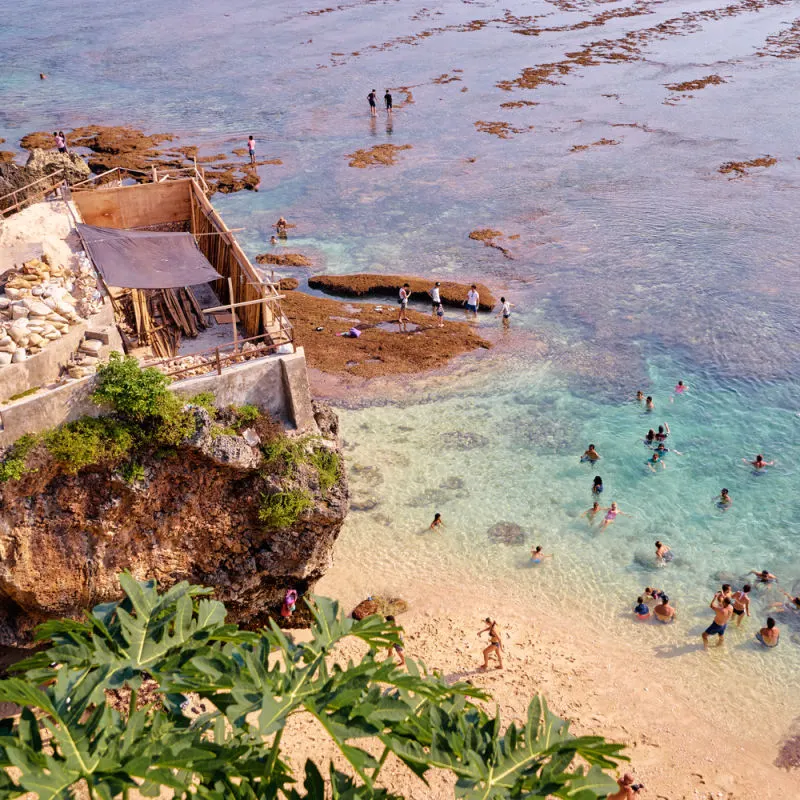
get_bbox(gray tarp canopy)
[77,224,222,289]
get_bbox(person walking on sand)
[496,296,513,327]
[398,282,411,330]
[607,774,644,799]
[385,615,406,666]
[430,512,444,531]
[429,281,441,315]
[478,617,503,670]
[600,501,629,530]
[247,135,256,164]
[368,89,378,117]
[732,584,751,626]
[702,595,733,649]
[384,88,393,113]
[465,285,479,318]
[756,617,780,648]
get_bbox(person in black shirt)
[384,89,393,113]
[368,89,377,116]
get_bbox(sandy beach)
[311,551,798,799]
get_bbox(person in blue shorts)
[702,596,733,649]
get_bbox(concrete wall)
[172,348,315,431]
[72,181,191,229]
[0,347,316,449]
[0,300,121,403]
[0,375,104,448]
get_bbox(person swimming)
[645,396,655,412]
[600,501,629,530]
[655,541,674,564]
[743,454,774,472]
[715,488,732,509]
[674,380,686,394]
[582,501,606,524]
[644,429,656,447]
[756,617,780,647]
[654,423,670,442]
[654,443,682,457]
[430,513,444,531]
[646,452,665,472]
[653,595,676,623]
[581,444,600,462]
[636,390,644,403]
[748,569,777,583]
[644,586,664,603]
[530,545,553,564]
[592,476,603,495]
[634,596,651,620]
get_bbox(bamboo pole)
[228,277,238,351]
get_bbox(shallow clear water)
[3,0,800,699]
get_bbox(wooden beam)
[201,295,285,314]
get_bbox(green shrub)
[261,435,311,475]
[231,403,260,427]
[151,393,197,446]
[92,353,173,422]
[311,447,341,495]
[189,392,217,417]
[258,489,313,529]
[45,418,134,474]
[0,434,40,483]
[121,461,145,484]
[209,424,237,439]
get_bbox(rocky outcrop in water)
[0,402,349,645]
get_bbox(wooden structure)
[71,177,292,356]
[0,171,67,216]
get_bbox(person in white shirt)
[429,282,441,316]
[465,285,479,317]
[496,296,513,327]
[398,283,411,330]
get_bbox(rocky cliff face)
[0,150,90,209]
[0,401,348,646]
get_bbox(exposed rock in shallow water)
[487,521,528,545]
[0,401,348,645]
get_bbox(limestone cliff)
[0,401,348,646]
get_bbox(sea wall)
[0,347,316,449]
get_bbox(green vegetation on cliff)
[0,575,626,799]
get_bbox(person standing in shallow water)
[247,135,256,164]
[367,89,377,116]
[702,595,733,648]
[384,88,392,114]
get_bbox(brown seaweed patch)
[500,100,539,108]
[758,19,800,58]
[0,151,15,164]
[346,144,412,168]
[665,74,726,91]
[468,229,514,259]
[570,138,620,152]
[474,121,532,139]
[718,156,777,176]
[432,72,462,84]
[256,253,313,267]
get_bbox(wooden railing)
[71,164,210,194]
[0,171,66,216]
[147,331,292,380]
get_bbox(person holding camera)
[607,773,644,798]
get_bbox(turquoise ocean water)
[3,0,800,700]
